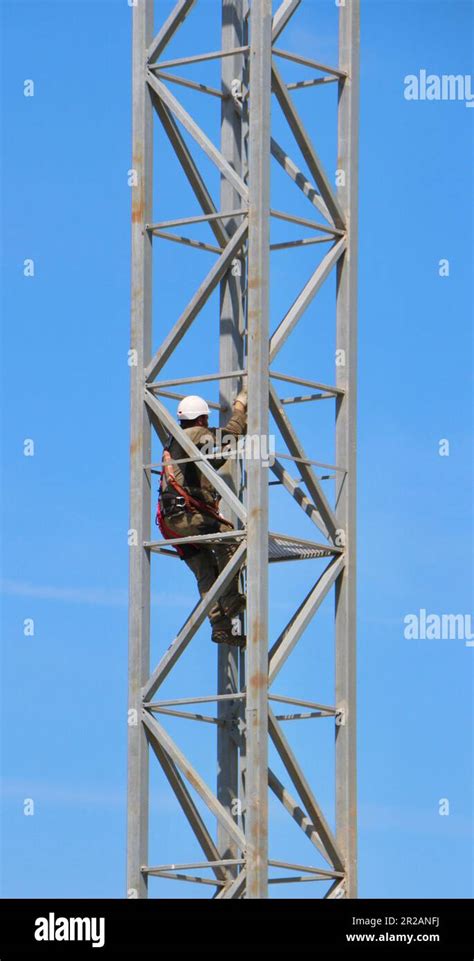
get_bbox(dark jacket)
[161,406,247,506]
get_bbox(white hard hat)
[177,394,210,421]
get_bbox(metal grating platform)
[148,530,339,561]
[268,532,338,562]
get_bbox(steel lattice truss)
[128,0,359,899]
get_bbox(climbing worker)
[156,389,247,647]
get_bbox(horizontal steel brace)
[273,47,347,78]
[269,875,331,884]
[144,858,244,872]
[279,392,333,404]
[146,530,245,549]
[270,370,344,395]
[148,210,245,231]
[153,70,223,98]
[150,45,249,70]
[146,872,223,885]
[145,692,246,707]
[271,236,332,251]
[270,207,343,235]
[151,369,246,388]
[151,230,222,254]
[275,452,346,472]
[269,858,344,877]
[269,694,336,711]
[150,706,221,724]
[275,711,332,721]
[287,76,338,91]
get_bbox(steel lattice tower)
[128,0,359,899]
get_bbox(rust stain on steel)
[131,145,143,223]
[248,670,267,690]
[132,190,144,224]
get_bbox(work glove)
[234,388,248,411]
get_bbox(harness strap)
[165,475,228,525]
[156,449,233,557]
[156,500,192,559]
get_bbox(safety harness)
[155,439,228,558]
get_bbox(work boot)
[221,593,246,619]
[211,628,246,648]
[210,607,246,647]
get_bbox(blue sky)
[1,0,473,899]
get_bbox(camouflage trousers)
[164,510,242,628]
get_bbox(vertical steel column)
[127,0,154,900]
[217,0,245,871]
[245,0,272,900]
[335,0,359,899]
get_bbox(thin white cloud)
[1,580,128,607]
[359,802,474,839]
[1,778,125,806]
[0,778,180,814]
[0,578,295,612]
[0,579,193,608]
